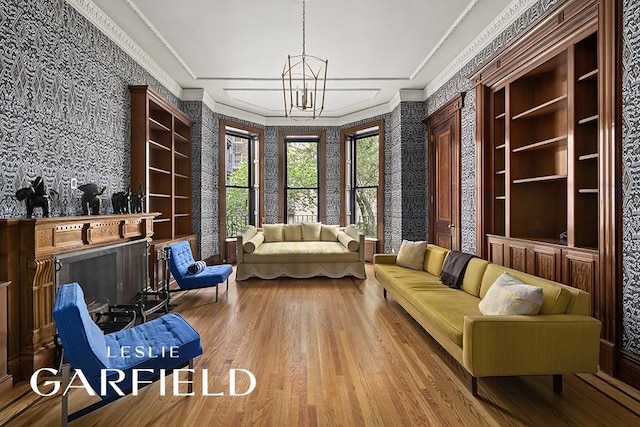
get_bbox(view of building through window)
[225,127,257,237]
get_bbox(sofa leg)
[469,375,478,396]
[553,374,562,393]
[383,288,387,299]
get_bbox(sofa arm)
[236,226,258,264]
[344,224,365,262]
[373,254,397,264]
[462,314,601,378]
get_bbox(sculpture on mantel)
[111,186,131,214]
[15,176,59,218]
[78,183,105,215]
[130,184,145,214]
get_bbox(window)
[284,135,320,223]
[221,124,262,238]
[341,122,384,239]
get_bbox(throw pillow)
[243,233,265,254]
[320,225,339,241]
[478,272,544,315]
[337,231,359,252]
[187,260,207,275]
[263,224,284,242]
[396,240,428,270]
[301,223,322,241]
[283,223,303,241]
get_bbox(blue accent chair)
[164,241,233,304]
[53,283,202,425]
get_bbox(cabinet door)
[528,244,562,281]
[562,249,598,314]
[486,236,506,266]
[507,241,528,272]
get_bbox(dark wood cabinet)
[0,281,11,394]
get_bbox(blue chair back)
[165,241,195,280]
[53,283,110,391]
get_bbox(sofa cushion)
[478,272,544,315]
[283,223,302,241]
[409,289,483,347]
[243,241,359,264]
[458,258,489,297]
[337,231,359,252]
[480,264,572,315]
[263,224,284,242]
[423,244,449,275]
[301,223,321,241]
[243,232,265,254]
[396,240,427,270]
[374,264,446,303]
[321,225,339,241]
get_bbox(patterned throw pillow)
[478,272,544,315]
[395,240,428,270]
[187,260,207,275]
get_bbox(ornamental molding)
[65,0,182,97]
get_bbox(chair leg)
[188,359,194,394]
[553,374,563,393]
[61,363,71,427]
[215,284,218,303]
[383,288,387,299]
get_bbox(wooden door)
[425,94,464,250]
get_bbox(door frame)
[424,93,465,250]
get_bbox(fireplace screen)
[55,239,148,307]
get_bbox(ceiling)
[85,0,519,123]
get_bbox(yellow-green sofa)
[236,223,365,281]
[373,244,601,395]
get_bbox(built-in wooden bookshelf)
[130,86,196,287]
[473,0,620,382]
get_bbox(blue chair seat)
[165,241,232,302]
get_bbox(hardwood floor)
[2,265,640,426]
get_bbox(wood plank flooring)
[2,265,640,426]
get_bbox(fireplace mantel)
[0,213,157,380]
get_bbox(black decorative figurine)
[15,176,58,218]
[130,183,145,214]
[78,183,105,215]
[111,186,131,214]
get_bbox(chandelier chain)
[302,0,306,55]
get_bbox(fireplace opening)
[55,239,149,310]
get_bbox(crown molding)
[424,0,538,98]
[181,88,217,112]
[65,0,183,97]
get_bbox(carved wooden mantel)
[0,213,157,381]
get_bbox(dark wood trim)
[339,119,385,249]
[618,351,640,390]
[278,130,326,224]
[218,119,265,262]
[424,93,465,249]
[475,84,490,258]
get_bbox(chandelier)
[282,0,328,119]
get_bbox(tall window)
[342,123,383,238]
[284,135,319,223]
[224,126,260,237]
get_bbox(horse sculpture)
[15,176,58,218]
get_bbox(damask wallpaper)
[0,0,178,218]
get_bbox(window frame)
[340,120,385,242]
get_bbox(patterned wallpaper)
[0,0,178,217]
[621,0,640,355]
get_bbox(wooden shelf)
[578,69,598,81]
[149,166,170,175]
[495,112,506,120]
[149,193,171,198]
[496,170,506,175]
[174,151,190,159]
[512,174,567,184]
[149,117,170,132]
[174,132,189,142]
[512,95,568,120]
[578,189,598,194]
[512,135,567,153]
[578,114,598,125]
[154,218,171,223]
[495,144,506,150]
[495,196,506,200]
[149,140,170,151]
[579,153,599,161]
[174,213,190,218]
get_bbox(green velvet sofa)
[373,244,601,395]
[236,223,365,281]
